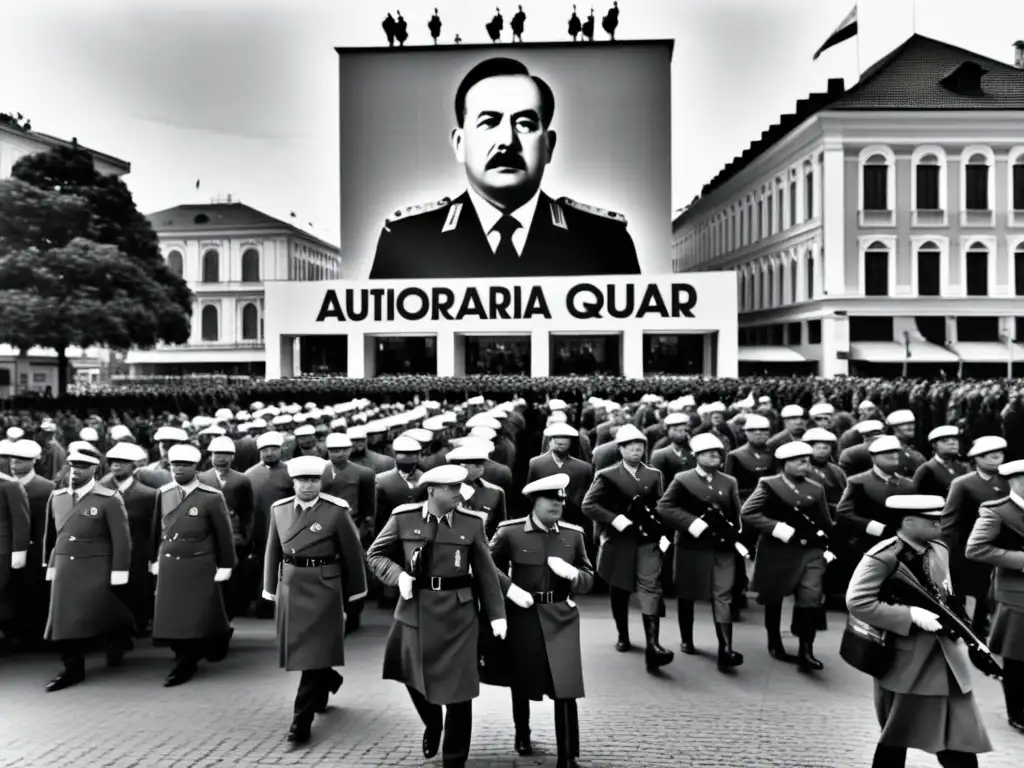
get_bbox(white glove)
[491,618,508,639]
[659,536,671,553]
[150,561,159,576]
[547,556,579,580]
[823,550,838,564]
[10,551,26,570]
[398,571,415,600]
[866,520,886,537]
[734,542,751,559]
[909,606,942,633]
[46,567,55,582]
[214,567,232,582]
[610,515,633,532]
[771,522,796,543]
[507,583,534,609]
[687,519,709,538]
[110,571,129,586]
[261,589,277,602]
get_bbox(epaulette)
[319,492,350,508]
[804,478,824,489]
[558,196,627,225]
[866,536,902,557]
[930,539,949,551]
[457,508,488,524]
[392,502,422,515]
[271,496,297,508]
[52,488,69,496]
[195,483,221,495]
[498,517,526,528]
[979,496,1009,509]
[559,521,585,534]
[479,478,503,492]
[384,197,451,226]
[92,485,116,497]
[158,481,177,493]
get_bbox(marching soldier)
[766,405,807,452]
[366,464,507,768]
[741,442,833,671]
[141,426,188,487]
[262,455,368,744]
[8,439,54,646]
[656,433,745,670]
[150,443,237,686]
[847,495,992,767]
[803,428,849,608]
[913,426,969,497]
[886,410,927,478]
[374,436,424,534]
[41,449,134,691]
[965,458,1024,735]
[839,420,886,476]
[488,474,594,768]
[649,413,695,479]
[246,431,294,618]
[348,426,395,474]
[581,424,673,672]
[527,423,594,563]
[1,439,31,647]
[446,443,506,538]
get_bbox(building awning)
[948,341,1024,363]
[738,346,808,363]
[849,341,958,363]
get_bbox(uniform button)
[69,536,76,541]
[69,556,75,560]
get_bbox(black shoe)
[515,730,533,755]
[287,719,311,744]
[797,639,824,672]
[680,640,697,654]
[768,635,795,662]
[1008,717,1024,735]
[315,671,344,713]
[715,622,743,671]
[615,635,631,652]
[164,661,197,687]
[46,667,85,692]
[422,726,442,759]
[677,600,696,654]
[642,614,674,672]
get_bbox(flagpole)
[856,5,861,78]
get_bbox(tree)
[0,147,192,394]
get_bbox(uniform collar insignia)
[441,202,463,233]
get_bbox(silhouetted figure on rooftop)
[511,5,526,43]
[382,13,396,46]
[395,12,408,46]
[486,8,504,43]
[454,33,462,44]
[582,7,595,41]
[428,8,442,44]
[602,1,619,40]
[568,4,582,41]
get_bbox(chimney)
[1015,40,1024,69]
[826,78,845,96]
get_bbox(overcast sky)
[3,0,1021,247]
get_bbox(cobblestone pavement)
[1,597,1019,768]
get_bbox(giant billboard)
[337,41,673,280]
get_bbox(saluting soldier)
[914,426,970,497]
[847,495,992,767]
[581,424,673,672]
[150,443,237,686]
[942,435,1008,645]
[741,442,833,671]
[965,458,1024,735]
[262,455,368,744]
[656,433,745,670]
[886,410,927,478]
[488,474,594,768]
[366,464,507,768]
[41,449,133,691]
[446,442,507,538]
[839,420,886,477]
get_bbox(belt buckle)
[541,591,553,603]
[430,576,442,591]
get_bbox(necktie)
[178,486,186,503]
[493,215,521,262]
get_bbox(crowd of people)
[1,375,1024,768]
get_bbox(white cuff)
[866,520,886,537]
[214,567,232,582]
[110,570,129,586]
[261,589,277,602]
[687,519,709,538]
[10,550,27,569]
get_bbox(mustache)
[486,152,526,170]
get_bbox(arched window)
[241,249,260,282]
[965,153,990,210]
[805,251,814,299]
[790,259,798,302]
[803,160,814,221]
[202,249,220,283]
[965,242,989,297]
[241,303,259,340]
[201,305,219,341]
[166,250,183,276]
[863,154,889,210]
[915,154,940,210]
[765,264,774,308]
[864,241,890,297]
[1015,243,1024,297]
[916,241,941,296]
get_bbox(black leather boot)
[512,696,532,755]
[315,670,343,713]
[46,661,85,692]
[642,614,674,672]
[764,602,794,661]
[795,608,824,672]
[715,622,743,671]
[677,599,696,654]
[555,699,580,768]
[610,588,631,651]
[287,716,312,744]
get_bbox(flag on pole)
[813,6,858,60]
[195,179,200,190]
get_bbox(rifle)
[786,503,837,563]
[699,501,750,559]
[625,492,669,541]
[887,561,1003,681]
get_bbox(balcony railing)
[159,340,265,350]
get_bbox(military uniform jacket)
[941,471,1008,597]
[103,475,158,579]
[913,456,969,498]
[374,467,423,535]
[482,459,514,497]
[724,443,775,501]
[233,434,259,472]
[20,473,55,584]
[835,470,915,546]
[741,475,832,601]
[321,461,377,543]
[460,479,506,539]
[264,493,367,671]
[369,190,640,279]
[765,429,797,453]
[525,453,594,532]
[42,483,133,641]
[352,449,395,475]
[245,461,294,555]
[965,495,1024,613]
[846,536,974,696]
[487,516,594,700]
[0,473,31,557]
[894,441,927,478]
[581,461,665,592]
[839,444,873,477]
[650,445,696,485]
[366,503,506,705]
[590,440,621,472]
[199,468,255,551]
[808,460,848,511]
[151,483,237,641]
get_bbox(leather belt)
[283,554,341,567]
[532,590,570,604]
[413,575,474,591]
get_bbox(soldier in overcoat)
[942,435,1008,645]
[648,413,696,479]
[964,458,1024,734]
[741,441,833,671]
[150,443,237,687]
[528,424,594,546]
[366,464,507,768]
[656,433,745,670]
[446,442,507,538]
[581,424,673,672]
[373,436,425,608]
[245,431,294,618]
[913,426,969,497]
[41,449,133,691]
[886,410,927,478]
[847,495,992,766]
[262,455,368,744]
[765,405,807,453]
[0,441,31,641]
[839,420,886,477]
[803,428,849,607]
[488,474,594,768]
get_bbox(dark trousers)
[406,686,472,765]
[58,635,131,668]
[293,668,341,724]
[169,638,205,667]
[223,548,250,621]
[871,745,977,768]
[512,696,579,759]
[1003,658,1024,719]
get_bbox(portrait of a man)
[368,57,641,280]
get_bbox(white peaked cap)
[288,455,328,478]
[292,414,309,425]
[679,395,696,407]
[67,451,100,466]
[79,427,100,442]
[8,440,42,460]
[236,410,251,421]
[215,408,234,421]
[927,425,960,442]
[199,425,226,436]
[968,436,1007,458]
[998,460,1024,477]
[614,424,647,445]
[5,427,24,441]
[154,426,189,443]
[706,402,726,413]
[106,441,147,462]
[776,441,813,461]
[803,428,837,443]
[664,413,689,427]
[249,418,268,429]
[404,428,434,444]
[293,424,316,437]
[330,418,347,429]
[256,431,285,450]
[887,410,915,426]
[758,395,772,404]
[467,395,485,405]
[809,403,835,417]
[417,464,469,486]
[548,399,567,410]
[347,426,367,440]
[522,473,570,497]
[886,495,944,515]
[544,423,579,438]
[548,411,568,424]
[208,436,236,454]
[421,417,447,432]
[325,433,353,449]
[690,434,724,454]
[0,440,12,456]
[167,444,202,464]
[780,405,805,419]
[743,414,772,431]
[365,421,389,434]
[854,420,885,435]
[109,425,133,441]
[68,440,97,456]
[446,444,490,462]
[392,436,423,453]
[439,412,458,424]
[272,414,292,426]
[869,436,903,455]
[467,426,497,442]
[466,414,501,430]
[858,399,876,410]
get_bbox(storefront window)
[376,336,436,376]
[550,335,621,376]
[643,334,705,375]
[464,336,530,374]
[299,335,348,375]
